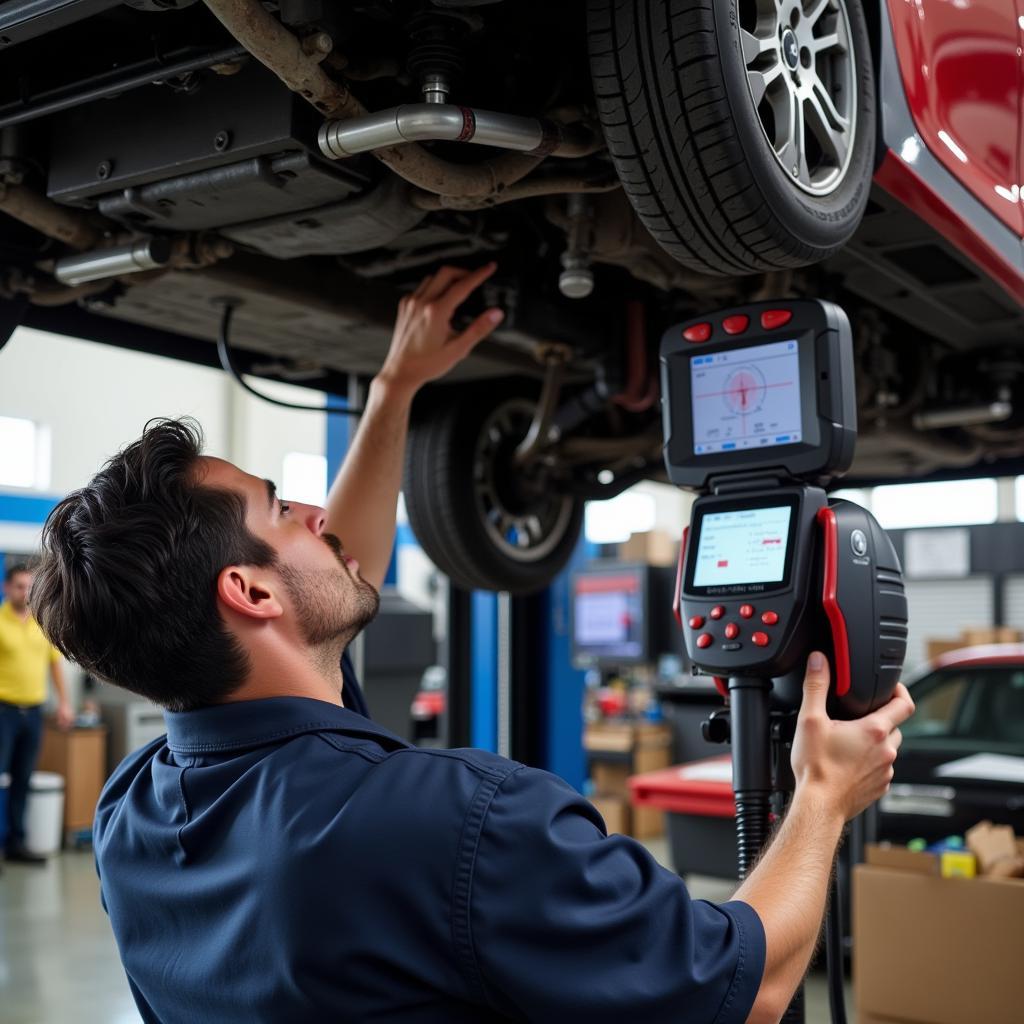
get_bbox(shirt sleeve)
[50,645,61,664]
[466,765,765,1024]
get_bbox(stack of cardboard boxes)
[854,822,1024,1024]
[925,626,1022,662]
[584,720,672,839]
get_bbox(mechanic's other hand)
[790,652,915,822]
[376,262,504,395]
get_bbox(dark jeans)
[0,702,43,851]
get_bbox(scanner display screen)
[693,506,793,587]
[691,340,802,456]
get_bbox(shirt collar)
[164,696,410,755]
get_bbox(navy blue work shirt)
[95,653,765,1023]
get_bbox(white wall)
[0,326,326,499]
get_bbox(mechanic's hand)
[790,652,915,822]
[376,263,504,395]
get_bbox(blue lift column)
[466,538,595,789]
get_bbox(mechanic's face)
[3,571,32,613]
[199,458,379,652]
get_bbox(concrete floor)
[1,843,853,1023]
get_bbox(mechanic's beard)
[278,555,380,674]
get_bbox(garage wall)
[0,326,327,508]
[1002,575,1024,631]
[904,577,995,670]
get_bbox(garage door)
[1002,575,1024,631]
[904,578,994,671]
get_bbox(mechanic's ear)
[216,566,285,621]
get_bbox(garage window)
[872,478,997,530]
[282,452,327,506]
[0,416,51,490]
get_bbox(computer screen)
[572,569,646,662]
[692,505,793,588]
[690,339,802,457]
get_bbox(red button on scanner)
[739,604,754,619]
[722,314,749,336]
[760,309,793,330]
[752,632,770,648]
[710,605,725,620]
[683,322,712,343]
[697,633,714,649]
[761,611,779,626]
[688,616,705,630]
[724,623,740,640]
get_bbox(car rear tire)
[587,0,876,274]
[404,382,585,595]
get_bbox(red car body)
[878,0,1024,306]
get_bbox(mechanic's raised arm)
[325,263,504,590]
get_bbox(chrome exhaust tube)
[319,104,595,161]
[54,238,172,286]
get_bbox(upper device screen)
[690,339,802,456]
[693,505,793,587]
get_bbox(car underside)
[1,0,1023,591]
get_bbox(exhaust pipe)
[54,238,172,286]
[318,104,596,161]
[913,397,1013,431]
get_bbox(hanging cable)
[217,304,365,417]
[825,867,849,1024]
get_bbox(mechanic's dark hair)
[32,418,277,711]
[4,562,32,583]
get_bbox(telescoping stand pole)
[728,676,806,1024]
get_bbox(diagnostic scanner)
[660,300,908,719]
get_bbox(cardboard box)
[584,721,673,755]
[926,627,1022,663]
[586,723,671,838]
[961,626,1021,646]
[630,804,665,840]
[590,796,630,836]
[591,761,632,798]
[618,531,678,568]
[855,846,1024,1024]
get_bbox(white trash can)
[24,771,65,856]
[0,772,9,848]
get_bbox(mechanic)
[30,264,913,1023]
[0,562,74,870]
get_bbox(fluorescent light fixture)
[873,478,997,530]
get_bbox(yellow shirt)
[0,601,60,707]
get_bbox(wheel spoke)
[741,28,776,67]
[812,31,843,55]
[809,77,849,132]
[747,61,784,106]
[804,0,831,25]
[777,92,811,187]
[806,82,850,167]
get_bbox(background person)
[0,562,74,867]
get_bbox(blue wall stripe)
[325,398,351,486]
[0,493,61,525]
[542,537,599,791]
[470,590,498,752]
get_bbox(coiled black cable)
[217,304,365,417]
